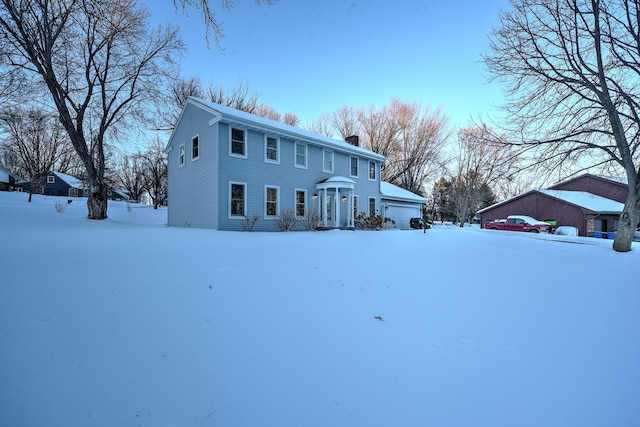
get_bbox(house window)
[47,175,55,184]
[191,135,199,160]
[179,144,185,166]
[231,127,246,157]
[369,197,376,217]
[229,182,246,217]
[350,156,359,177]
[265,136,279,163]
[323,149,334,173]
[295,143,307,168]
[353,195,359,217]
[265,186,279,217]
[295,189,306,218]
[368,161,376,180]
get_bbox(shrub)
[276,209,298,231]
[305,209,323,231]
[242,213,259,231]
[54,202,66,213]
[354,213,395,230]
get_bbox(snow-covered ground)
[1,191,638,427]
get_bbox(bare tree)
[206,82,260,113]
[156,76,206,132]
[0,107,76,201]
[332,106,361,139]
[111,150,147,202]
[139,138,168,209]
[485,0,640,252]
[447,125,518,226]
[174,0,277,49]
[282,112,299,127]
[0,0,183,219]
[305,113,335,138]
[382,99,451,195]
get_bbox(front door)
[325,193,336,227]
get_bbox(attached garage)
[380,182,426,230]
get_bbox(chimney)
[345,135,359,147]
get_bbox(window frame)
[228,181,247,219]
[264,135,280,164]
[323,149,334,173]
[368,160,376,180]
[264,185,280,219]
[179,143,186,167]
[295,142,307,169]
[368,197,376,217]
[191,134,199,160]
[295,188,307,218]
[350,156,359,178]
[47,175,55,184]
[230,127,247,158]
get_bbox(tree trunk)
[613,186,639,252]
[86,178,108,220]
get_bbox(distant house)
[165,97,425,231]
[0,165,21,192]
[108,186,130,201]
[22,171,85,197]
[477,174,627,237]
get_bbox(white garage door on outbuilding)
[380,182,426,230]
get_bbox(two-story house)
[165,97,424,231]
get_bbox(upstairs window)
[47,175,55,184]
[323,149,334,173]
[368,161,376,180]
[231,127,246,157]
[179,144,185,166]
[295,143,307,168]
[265,136,279,163]
[192,135,199,160]
[350,156,359,177]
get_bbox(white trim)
[295,142,307,169]
[179,143,186,167]
[228,181,247,219]
[229,126,248,159]
[368,160,376,181]
[191,134,200,161]
[264,185,280,219]
[323,149,334,173]
[47,175,55,184]
[349,156,359,178]
[294,188,307,218]
[264,135,280,164]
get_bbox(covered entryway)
[316,176,356,229]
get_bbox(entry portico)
[316,176,356,228]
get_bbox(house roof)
[539,189,624,214]
[551,173,628,188]
[175,97,386,162]
[0,165,22,181]
[52,171,83,189]
[380,182,426,203]
[476,189,538,214]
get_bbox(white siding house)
[165,97,424,231]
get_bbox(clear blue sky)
[146,0,511,129]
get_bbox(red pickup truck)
[484,215,551,233]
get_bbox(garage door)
[384,204,420,230]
